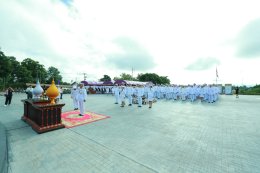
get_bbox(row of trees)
[0,50,63,90]
[100,73,170,85]
[239,85,260,95]
[1,49,170,91]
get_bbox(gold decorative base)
[50,98,55,104]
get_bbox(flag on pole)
[216,67,219,78]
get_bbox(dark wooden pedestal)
[21,99,65,133]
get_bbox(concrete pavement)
[0,93,260,173]
[0,122,8,173]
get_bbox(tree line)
[1,49,170,91]
[100,72,170,85]
[0,50,63,91]
[239,85,260,95]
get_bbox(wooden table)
[21,99,65,133]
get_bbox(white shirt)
[71,88,78,99]
[76,87,87,101]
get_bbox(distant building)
[81,81,103,86]
[217,84,223,94]
[114,80,153,86]
[225,84,232,95]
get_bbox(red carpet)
[61,110,110,128]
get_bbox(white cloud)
[1,0,260,85]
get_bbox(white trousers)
[138,96,142,106]
[115,94,120,103]
[78,100,85,115]
[73,98,78,109]
[128,95,132,104]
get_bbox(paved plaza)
[0,93,260,173]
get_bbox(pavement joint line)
[6,131,11,173]
[68,128,159,173]
[0,123,8,173]
[7,125,29,132]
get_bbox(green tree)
[7,56,20,83]
[113,73,136,81]
[239,85,260,95]
[137,73,170,84]
[100,75,111,81]
[160,76,170,84]
[60,81,70,85]
[0,50,65,89]
[0,51,12,89]
[46,66,62,84]
[21,58,47,83]
[5,56,28,89]
[16,66,33,84]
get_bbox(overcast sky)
[1,0,260,85]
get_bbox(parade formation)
[67,83,221,110]
[111,84,221,107]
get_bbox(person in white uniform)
[137,85,144,107]
[126,85,134,106]
[26,85,33,99]
[147,86,154,108]
[112,84,120,104]
[207,85,214,103]
[120,86,126,107]
[71,85,78,110]
[181,85,187,101]
[77,83,87,116]
[190,85,196,102]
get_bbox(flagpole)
[216,67,218,85]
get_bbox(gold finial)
[46,79,59,104]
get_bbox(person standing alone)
[235,86,239,98]
[4,87,14,106]
[77,83,87,116]
[59,86,63,99]
[71,85,78,110]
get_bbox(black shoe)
[138,106,142,107]
[120,105,124,107]
[74,108,77,110]
[114,103,118,104]
[128,104,132,106]
[149,107,151,108]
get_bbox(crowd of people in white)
[86,84,221,108]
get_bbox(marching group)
[111,84,221,108]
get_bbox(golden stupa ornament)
[46,79,59,104]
